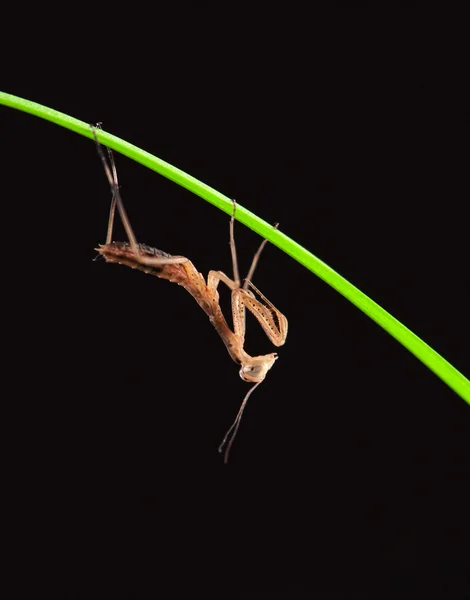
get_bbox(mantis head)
[239,353,278,383]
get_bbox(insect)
[92,126,288,462]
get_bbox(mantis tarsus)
[92,126,288,462]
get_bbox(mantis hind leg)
[91,124,139,253]
[92,125,187,268]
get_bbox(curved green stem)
[1,91,468,404]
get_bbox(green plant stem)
[1,91,468,404]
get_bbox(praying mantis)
[92,126,288,462]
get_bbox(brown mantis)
[92,126,288,462]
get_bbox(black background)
[2,5,469,598]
